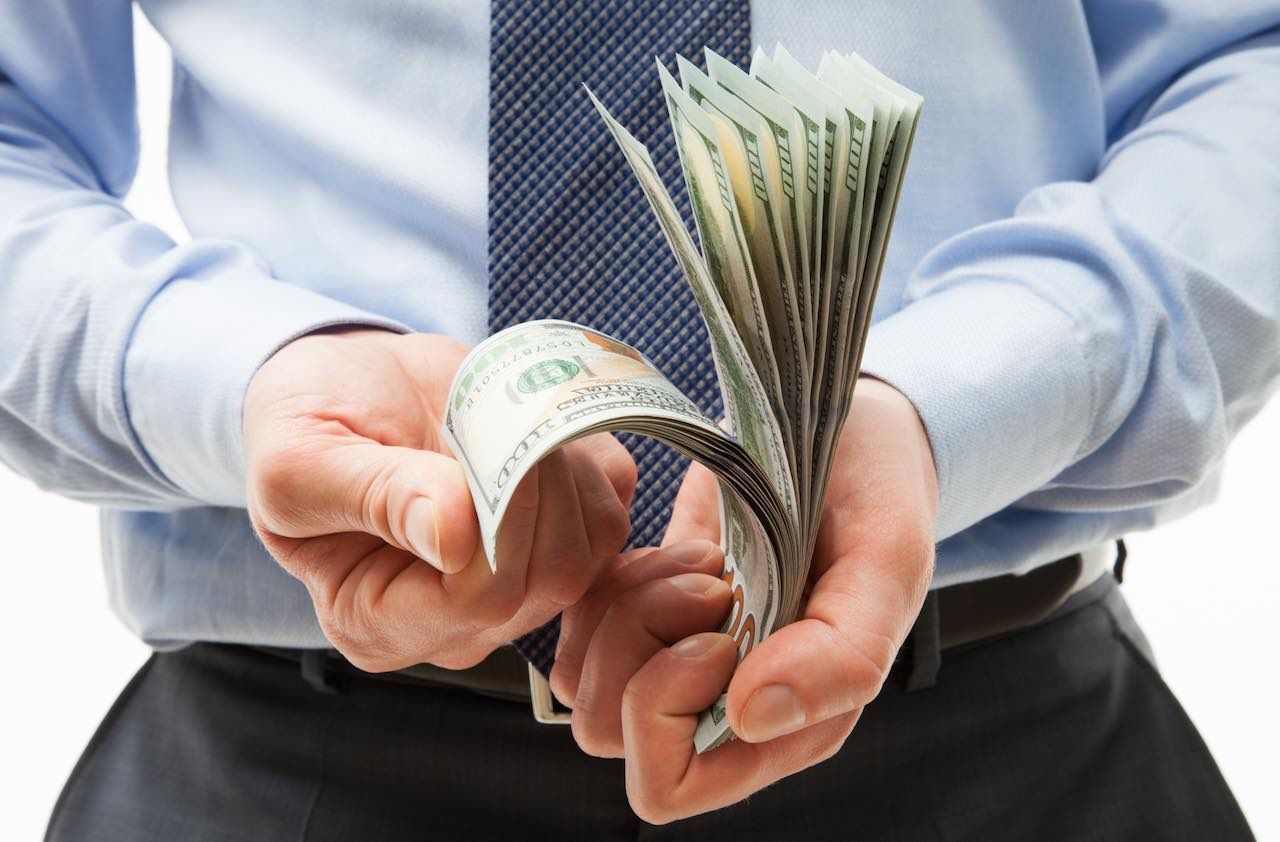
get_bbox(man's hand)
[244,329,637,672]
[551,377,937,823]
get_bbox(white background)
[2,9,1277,840]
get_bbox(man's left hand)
[550,377,938,823]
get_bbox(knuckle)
[914,538,937,592]
[626,788,678,826]
[316,592,400,674]
[837,629,898,703]
[270,539,333,590]
[891,521,935,576]
[571,708,622,758]
[428,641,493,671]
[469,587,524,628]
[548,661,577,706]
[909,528,936,569]
[322,616,395,673]
[619,677,657,723]
[341,648,398,674]
[612,449,639,500]
[356,458,397,538]
[591,499,632,558]
[505,464,542,518]
[878,521,936,620]
[557,597,587,637]
[544,564,596,608]
[250,443,300,496]
[584,432,636,485]
[248,447,312,530]
[806,735,844,766]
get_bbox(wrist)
[854,375,939,524]
[246,327,407,421]
[126,271,408,507]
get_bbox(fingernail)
[663,539,719,565]
[739,684,806,742]
[405,497,441,568]
[671,634,725,658]
[667,572,726,596]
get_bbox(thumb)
[725,542,928,743]
[249,438,480,574]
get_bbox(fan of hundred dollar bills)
[444,46,921,751]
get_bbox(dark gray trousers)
[46,576,1253,841]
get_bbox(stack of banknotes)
[444,46,921,751]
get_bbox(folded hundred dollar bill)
[444,46,921,752]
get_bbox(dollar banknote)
[444,47,921,752]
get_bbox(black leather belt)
[261,550,1103,718]
[254,642,535,704]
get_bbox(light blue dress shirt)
[1,2,1278,649]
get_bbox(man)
[2,1,1276,839]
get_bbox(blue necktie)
[488,0,750,676]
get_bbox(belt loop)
[1113,539,1129,584]
[301,650,340,695]
[905,591,941,692]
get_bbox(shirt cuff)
[858,281,1096,542]
[123,272,408,507]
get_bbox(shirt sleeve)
[859,9,1280,546]
[0,3,405,510]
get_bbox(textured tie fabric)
[488,0,751,676]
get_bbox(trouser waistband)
[900,541,1120,690]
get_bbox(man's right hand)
[243,329,637,672]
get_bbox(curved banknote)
[444,47,921,752]
[442,320,788,750]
